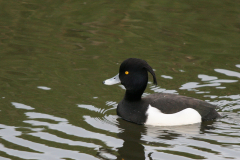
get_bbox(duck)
[103,58,221,126]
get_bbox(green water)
[0,0,240,159]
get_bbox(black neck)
[124,84,147,102]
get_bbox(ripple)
[150,85,178,94]
[215,69,240,78]
[0,124,98,160]
[77,104,102,112]
[83,115,120,133]
[11,102,34,110]
[25,112,68,122]
[180,82,220,90]
[141,118,240,159]
[23,120,123,148]
[198,74,218,81]
[161,75,173,79]
[2,68,240,160]
[37,86,51,90]
[28,131,100,148]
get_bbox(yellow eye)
[125,71,129,75]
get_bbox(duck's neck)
[124,87,146,102]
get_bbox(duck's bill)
[103,74,120,85]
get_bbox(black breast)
[117,100,149,124]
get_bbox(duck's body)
[103,58,221,126]
[117,93,219,126]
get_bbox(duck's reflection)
[116,118,145,160]
[115,118,217,160]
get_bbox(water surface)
[0,0,240,159]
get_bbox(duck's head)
[103,58,157,95]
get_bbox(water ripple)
[1,67,240,159]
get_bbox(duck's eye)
[125,71,129,75]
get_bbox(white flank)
[145,105,201,126]
[103,74,120,85]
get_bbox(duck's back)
[143,93,221,121]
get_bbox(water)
[0,0,240,159]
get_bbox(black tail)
[202,109,221,121]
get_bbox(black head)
[119,58,157,93]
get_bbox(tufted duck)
[103,58,221,126]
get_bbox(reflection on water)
[179,73,238,91]
[11,102,35,110]
[215,69,240,78]
[1,67,240,159]
[0,84,240,159]
[37,86,51,90]
[0,0,240,159]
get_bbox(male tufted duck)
[103,58,221,126]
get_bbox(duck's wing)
[143,93,220,120]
